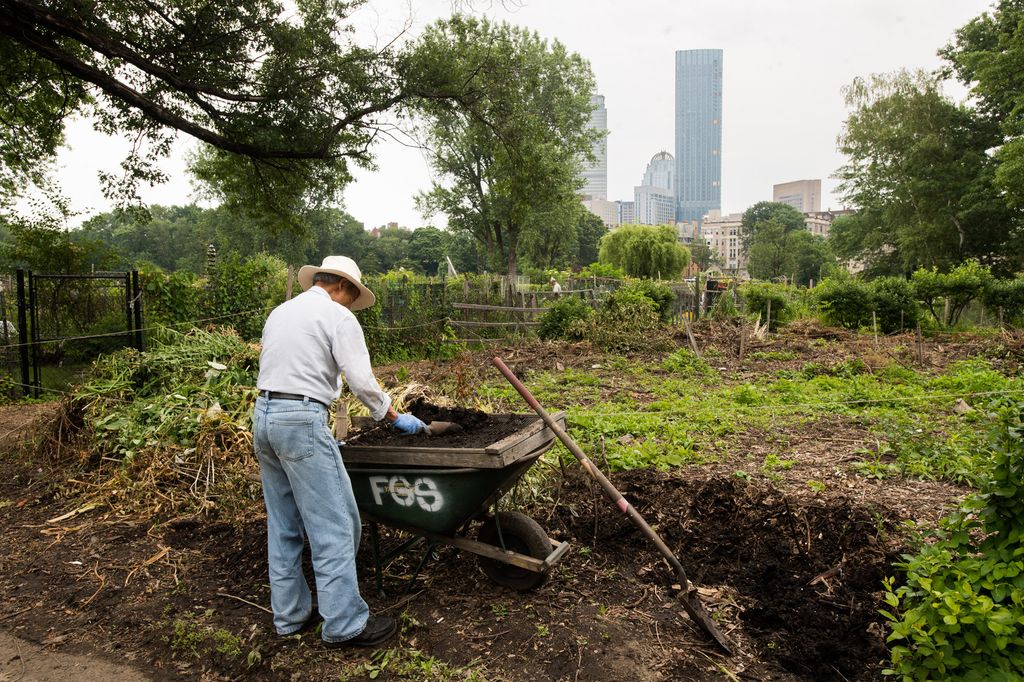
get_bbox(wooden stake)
[682,314,702,358]
[872,311,878,350]
[916,324,924,365]
[739,325,747,360]
[766,299,772,332]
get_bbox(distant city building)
[804,208,855,238]
[632,151,676,226]
[702,207,855,275]
[634,185,676,226]
[701,210,745,273]
[675,49,722,223]
[616,200,635,225]
[581,196,619,228]
[676,220,700,244]
[773,179,821,213]
[642,151,674,191]
[581,95,608,199]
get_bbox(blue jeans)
[252,395,369,642]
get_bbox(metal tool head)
[424,421,464,437]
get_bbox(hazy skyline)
[41,0,995,230]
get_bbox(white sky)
[46,0,994,229]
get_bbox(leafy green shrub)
[662,349,716,379]
[206,252,287,340]
[815,277,872,329]
[708,289,740,319]
[141,267,204,332]
[740,282,791,329]
[537,296,593,341]
[622,280,675,322]
[871,276,920,333]
[578,262,624,279]
[911,260,993,327]
[983,277,1024,325]
[882,400,1024,679]
[358,272,457,362]
[581,288,661,352]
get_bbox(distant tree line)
[831,0,1024,277]
[0,203,608,277]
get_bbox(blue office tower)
[674,49,722,224]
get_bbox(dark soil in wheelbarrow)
[347,399,536,448]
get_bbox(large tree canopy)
[413,15,599,279]
[941,0,1024,208]
[0,0,459,221]
[740,201,806,253]
[598,224,690,280]
[834,70,1020,275]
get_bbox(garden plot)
[1,325,1017,680]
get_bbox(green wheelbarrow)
[341,412,570,592]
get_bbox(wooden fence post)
[916,323,924,365]
[682,314,701,358]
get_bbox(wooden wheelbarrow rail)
[492,356,734,656]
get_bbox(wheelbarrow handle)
[492,356,733,656]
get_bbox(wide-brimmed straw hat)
[297,256,376,311]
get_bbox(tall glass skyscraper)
[581,94,608,199]
[674,49,722,223]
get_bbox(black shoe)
[323,615,397,648]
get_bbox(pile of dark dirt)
[347,400,536,448]
[550,469,896,679]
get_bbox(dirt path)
[0,631,153,682]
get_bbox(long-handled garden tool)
[492,356,734,655]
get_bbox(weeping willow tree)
[598,224,690,279]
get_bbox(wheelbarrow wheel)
[477,511,551,591]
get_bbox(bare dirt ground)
[1,325,1007,681]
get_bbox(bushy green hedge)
[816,276,919,333]
[911,260,993,327]
[871,276,920,332]
[983,277,1024,325]
[882,399,1024,679]
[622,280,676,322]
[537,296,593,341]
[141,253,286,341]
[579,287,662,352]
[357,272,456,362]
[578,262,624,279]
[739,282,792,330]
[816,277,873,330]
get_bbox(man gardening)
[253,255,426,647]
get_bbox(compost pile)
[347,398,536,448]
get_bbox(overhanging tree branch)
[2,0,267,104]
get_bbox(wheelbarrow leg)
[369,522,385,598]
[403,540,440,596]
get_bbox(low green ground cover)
[480,349,1019,486]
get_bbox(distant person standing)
[253,255,425,648]
[549,277,562,294]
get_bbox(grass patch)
[508,351,1019,483]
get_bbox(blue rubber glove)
[392,413,426,435]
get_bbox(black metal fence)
[15,270,143,397]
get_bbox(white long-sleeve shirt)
[256,286,392,420]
